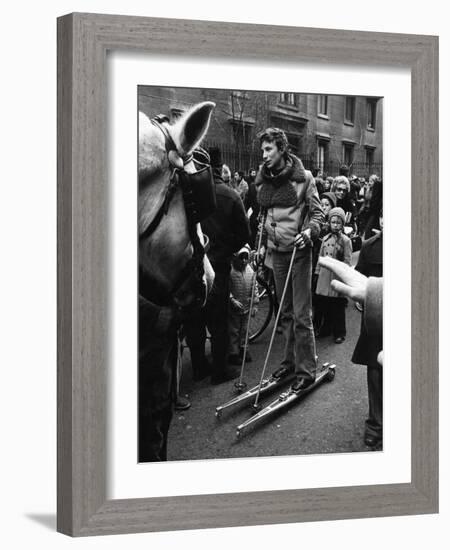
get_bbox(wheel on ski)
[325,368,335,382]
[234,381,248,392]
[248,275,274,342]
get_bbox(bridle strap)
[140,116,183,242]
[141,115,209,307]
[139,167,179,242]
[150,115,178,155]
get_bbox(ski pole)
[252,245,297,411]
[235,210,267,392]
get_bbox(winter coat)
[363,180,383,239]
[245,180,260,223]
[256,154,324,252]
[352,233,383,366]
[315,232,353,297]
[229,264,258,313]
[202,169,250,270]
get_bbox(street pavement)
[168,300,372,461]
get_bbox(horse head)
[139,101,216,308]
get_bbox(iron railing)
[203,142,382,179]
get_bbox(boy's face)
[233,255,248,270]
[261,140,284,170]
[330,215,343,233]
[321,197,332,215]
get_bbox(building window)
[344,97,355,124]
[367,99,377,130]
[365,147,375,173]
[279,92,298,106]
[317,141,328,172]
[231,90,250,100]
[317,95,328,116]
[343,143,354,166]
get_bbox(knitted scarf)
[256,154,306,208]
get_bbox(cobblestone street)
[168,300,369,461]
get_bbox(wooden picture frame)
[57,13,438,536]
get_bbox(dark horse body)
[138,102,215,461]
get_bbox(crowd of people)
[140,123,384,460]
[182,133,383,443]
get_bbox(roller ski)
[236,362,336,438]
[215,366,295,418]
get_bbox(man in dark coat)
[245,168,260,247]
[138,291,179,461]
[184,147,250,384]
[363,176,383,239]
[351,221,383,449]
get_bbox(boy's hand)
[257,245,266,264]
[294,229,312,249]
[231,298,245,312]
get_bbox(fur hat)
[208,146,222,168]
[320,192,337,208]
[328,207,346,225]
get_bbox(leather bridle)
[139,114,215,307]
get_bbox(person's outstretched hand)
[318,256,368,303]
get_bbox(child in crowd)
[314,207,353,343]
[319,192,337,234]
[228,245,258,365]
[312,191,337,280]
[312,192,336,331]
[221,164,232,187]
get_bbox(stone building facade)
[139,86,383,178]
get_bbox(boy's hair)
[257,127,289,152]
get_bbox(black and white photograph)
[138,86,383,462]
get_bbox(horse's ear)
[173,102,215,156]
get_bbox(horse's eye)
[139,163,164,186]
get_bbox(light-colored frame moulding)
[57,12,438,536]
